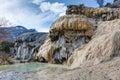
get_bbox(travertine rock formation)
[68,19,120,68]
[37,5,120,69]
[37,15,93,64]
[66,5,120,21]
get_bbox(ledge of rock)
[49,15,93,39]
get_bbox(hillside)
[0,26,37,42]
[0,18,37,64]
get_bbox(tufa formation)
[36,4,120,69]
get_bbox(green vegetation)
[0,41,10,53]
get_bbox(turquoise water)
[13,63,47,72]
[0,62,48,72]
[0,63,65,72]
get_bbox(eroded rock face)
[14,32,47,62]
[66,5,120,21]
[37,5,120,69]
[37,15,93,64]
[68,19,120,68]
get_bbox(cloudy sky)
[0,0,114,32]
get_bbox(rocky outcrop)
[37,15,93,64]
[68,19,120,68]
[66,5,120,21]
[14,32,47,62]
[37,4,120,69]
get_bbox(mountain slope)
[0,26,37,43]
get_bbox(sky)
[0,0,114,32]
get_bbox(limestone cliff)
[14,32,47,62]
[0,18,37,64]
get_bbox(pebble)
[0,70,25,80]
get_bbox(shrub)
[0,41,11,53]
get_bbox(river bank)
[0,62,67,80]
[0,56,120,80]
